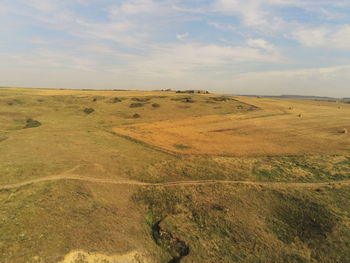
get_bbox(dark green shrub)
[112,97,122,103]
[183,98,194,103]
[173,144,191,149]
[130,103,143,108]
[152,103,160,108]
[210,96,232,102]
[131,97,150,102]
[171,97,194,103]
[7,99,24,105]
[83,108,95,114]
[25,118,41,128]
[133,113,141,118]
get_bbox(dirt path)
[1,173,350,191]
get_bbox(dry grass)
[1,87,349,263]
[114,97,350,155]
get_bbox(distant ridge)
[236,94,349,100]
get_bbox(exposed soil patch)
[59,250,148,263]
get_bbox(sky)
[0,0,350,97]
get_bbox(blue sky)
[1,0,350,96]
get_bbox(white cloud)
[110,42,282,78]
[212,0,350,35]
[208,22,235,31]
[0,39,282,82]
[23,0,62,12]
[214,0,267,26]
[176,33,189,40]
[247,39,276,52]
[0,49,97,75]
[230,65,350,97]
[212,0,301,27]
[74,19,135,42]
[292,25,350,50]
[109,0,158,16]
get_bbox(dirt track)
[1,173,349,191]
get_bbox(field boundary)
[105,129,182,157]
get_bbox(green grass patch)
[173,144,191,150]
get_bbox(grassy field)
[0,87,349,263]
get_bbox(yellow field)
[114,97,350,155]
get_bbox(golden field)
[114,96,350,155]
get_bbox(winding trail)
[1,173,350,191]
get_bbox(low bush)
[152,103,160,108]
[83,108,95,114]
[112,97,122,103]
[131,97,150,102]
[25,118,42,128]
[130,103,143,108]
[210,96,232,102]
[133,113,141,118]
[171,97,194,103]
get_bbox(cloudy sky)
[1,0,350,96]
